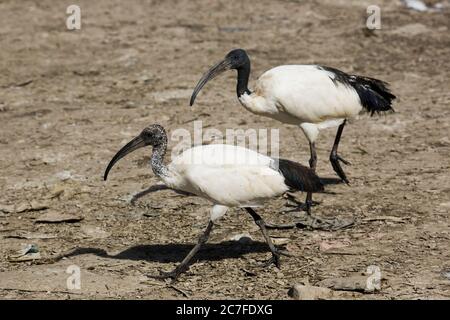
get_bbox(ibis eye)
[142,130,152,138]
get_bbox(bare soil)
[0,0,449,299]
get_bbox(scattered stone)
[402,0,445,11]
[143,212,160,218]
[288,283,364,300]
[8,244,41,262]
[36,211,83,223]
[402,0,428,11]
[28,200,50,212]
[230,233,253,244]
[150,89,192,103]
[317,272,381,293]
[439,202,450,209]
[288,284,333,300]
[55,170,73,181]
[123,101,137,109]
[0,204,15,213]
[319,240,351,252]
[392,23,429,37]
[47,185,66,199]
[434,137,450,147]
[4,231,57,239]
[241,268,257,277]
[80,225,110,239]
[0,201,49,213]
[363,215,406,223]
[116,48,139,67]
[271,237,290,246]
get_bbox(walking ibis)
[104,124,323,281]
[190,49,396,217]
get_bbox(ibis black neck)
[151,139,168,178]
[236,61,251,98]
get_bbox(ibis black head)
[225,49,250,69]
[190,48,250,106]
[104,124,166,181]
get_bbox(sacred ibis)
[190,49,396,216]
[104,124,323,280]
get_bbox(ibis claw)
[336,155,351,166]
[258,249,291,269]
[330,153,350,184]
[259,255,280,269]
[147,267,186,282]
[283,193,320,211]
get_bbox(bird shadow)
[130,184,194,205]
[61,241,271,263]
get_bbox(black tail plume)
[318,66,396,115]
[352,76,396,115]
[277,159,324,193]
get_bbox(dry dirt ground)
[0,0,449,300]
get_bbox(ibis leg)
[284,142,318,210]
[273,140,354,231]
[304,142,317,215]
[245,208,291,268]
[149,220,214,282]
[286,141,317,214]
[330,120,350,184]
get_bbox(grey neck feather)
[150,140,169,178]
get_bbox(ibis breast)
[251,65,363,124]
[165,145,289,207]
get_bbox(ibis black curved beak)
[190,58,233,106]
[104,135,147,181]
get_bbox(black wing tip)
[277,158,324,193]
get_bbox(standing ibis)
[104,124,323,281]
[190,49,396,218]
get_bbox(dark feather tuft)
[276,159,324,193]
[318,66,396,115]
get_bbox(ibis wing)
[257,65,363,123]
[183,164,288,207]
[169,144,288,207]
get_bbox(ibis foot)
[300,214,353,231]
[260,254,280,269]
[329,119,350,184]
[283,193,320,212]
[258,249,292,268]
[147,266,187,282]
[245,207,294,269]
[330,152,351,184]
